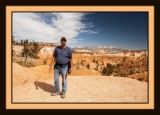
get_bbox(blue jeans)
[54,63,68,94]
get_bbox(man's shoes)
[51,91,61,96]
[51,91,66,98]
[61,93,65,98]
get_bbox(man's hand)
[49,66,53,73]
[68,68,72,74]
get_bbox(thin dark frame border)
[11,11,149,104]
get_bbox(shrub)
[102,63,114,76]
[86,64,90,69]
[43,59,47,65]
[92,58,96,63]
[21,41,40,59]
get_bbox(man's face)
[61,40,66,46]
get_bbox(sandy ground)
[12,46,148,103]
[12,63,101,85]
[13,75,148,103]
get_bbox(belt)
[55,63,68,66]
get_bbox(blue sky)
[13,12,148,50]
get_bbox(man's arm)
[68,48,73,74]
[51,47,57,66]
[49,57,56,73]
[68,59,73,74]
[50,57,56,66]
[70,59,73,69]
[49,47,57,72]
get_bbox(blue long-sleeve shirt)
[53,46,72,65]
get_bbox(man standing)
[49,37,72,98]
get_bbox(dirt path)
[13,75,148,103]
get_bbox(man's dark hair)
[61,36,67,42]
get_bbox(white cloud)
[13,12,97,43]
